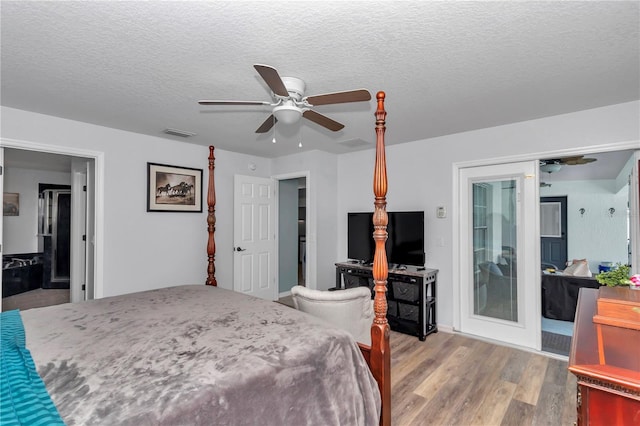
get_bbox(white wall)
[540,180,629,272]
[0,106,270,297]
[337,101,640,329]
[2,99,638,316]
[3,167,71,254]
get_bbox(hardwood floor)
[276,296,577,425]
[390,330,577,426]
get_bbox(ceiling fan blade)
[198,100,271,106]
[557,155,585,164]
[565,157,597,165]
[255,115,277,133]
[253,64,289,97]
[303,110,344,131]
[305,89,371,106]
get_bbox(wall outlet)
[437,206,446,218]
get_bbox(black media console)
[334,262,438,341]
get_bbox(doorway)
[278,176,307,297]
[537,150,637,356]
[455,146,638,354]
[39,185,72,288]
[1,143,101,311]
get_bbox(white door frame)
[0,138,105,299]
[273,171,312,290]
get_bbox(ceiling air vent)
[163,128,196,138]
[339,138,371,148]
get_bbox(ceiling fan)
[539,155,597,173]
[198,64,371,133]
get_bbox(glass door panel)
[473,180,517,322]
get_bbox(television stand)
[335,262,438,340]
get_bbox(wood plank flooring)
[390,330,577,426]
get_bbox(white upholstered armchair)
[290,285,374,346]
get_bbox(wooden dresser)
[568,287,640,425]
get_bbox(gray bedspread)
[20,285,381,425]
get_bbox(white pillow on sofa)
[563,259,592,277]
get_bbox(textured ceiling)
[1,1,639,159]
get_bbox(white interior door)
[85,158,95,301]
[233,175,276,300]
[459,161,540,350]
[70,158,87,303]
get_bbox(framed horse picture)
[3,192,19,216]
[147,163,203,212]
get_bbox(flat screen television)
[347,211,425,266]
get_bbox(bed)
[3,92,392,426]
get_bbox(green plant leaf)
[595,263,631,287]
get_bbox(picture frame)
[3,192,19,216]
[147,163,203,212]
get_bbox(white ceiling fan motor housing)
[273,102,302,124]
[272,77,307,124]
[280,77,306,101]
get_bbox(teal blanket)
[1,310,65,425]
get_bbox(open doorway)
[538,149,637,356]
[2,148,95,311]
[277,176,307,299]
[455,145,638,356]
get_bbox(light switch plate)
[437,206,446,218]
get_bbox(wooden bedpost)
[371,91,391,426]
[206,146,217,286]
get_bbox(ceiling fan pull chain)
[298,121,303,148]
[272,115,276,143]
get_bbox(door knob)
[235,247,246,252]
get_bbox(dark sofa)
[541,273,601,321]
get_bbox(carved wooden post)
[206,146,217,286]
[371,91,391,426]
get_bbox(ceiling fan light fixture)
[540,163,562,173]
[273,104,302,124]
[199,65,369,133]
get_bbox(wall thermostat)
[436,206,446,218]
